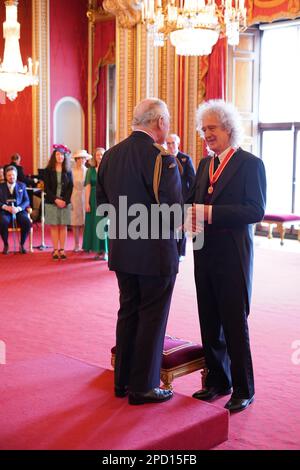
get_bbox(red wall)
[0,0,89,173]
[50,0,88,148]
[0,0,33,174]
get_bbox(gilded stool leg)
[267,223,273,240]
[277,223,285,246]
[160,372,173,390]
[201,368,208,388]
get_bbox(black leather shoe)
[224,396,254,412]
[19,245,27,254]
[192,386,232,401]
[2,244,8,255]
[114,386,128,398]
[129,387,173,405]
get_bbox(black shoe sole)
[192,388,232,401]
[128,394,173,405]
[225,396,254,412]
[115,390,128,398]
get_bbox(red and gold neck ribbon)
[207,147,236,194]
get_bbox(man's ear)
[157,115,164,130]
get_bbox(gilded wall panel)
[32,0,50,171]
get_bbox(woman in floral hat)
[44,144,73,260]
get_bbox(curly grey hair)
[196,99,244,148]
[132,98,169,128]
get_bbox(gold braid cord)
[152,143,182,205]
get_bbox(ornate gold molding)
[87,5,114,23]
[32,0,50,172]
[92,42,116,103]
[103,0,142,28]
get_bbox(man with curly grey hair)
[189,99,266,412]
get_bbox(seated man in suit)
[4,154,39,207]
[0,166,31,254]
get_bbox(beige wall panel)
[236,34,255,53]
[242,119,254,137]
[234,59,254,113]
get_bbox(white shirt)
[209,146,235,224]
[7,182,16,195]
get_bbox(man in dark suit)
[0,166,31,254]
[188,100,266,412]
[5,153,38,187]
[166,133,195,260]
[96,98,182,405]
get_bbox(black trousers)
[115,271,176,393]
[0,210,31,245]
[177,233,187,257]
[194,232,254,399]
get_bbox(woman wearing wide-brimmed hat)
[82,147,108,260]
[44,144,73,260]
[71,150,91,251]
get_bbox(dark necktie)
[213,156,220,173]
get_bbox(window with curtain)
[259,22,300,214]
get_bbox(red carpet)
[1,228,300,449]
[0,354,228,450]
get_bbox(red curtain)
[247,0,300,24]
[205,37,227,101]
[198,37,227,158]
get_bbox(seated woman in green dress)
[82,147,108,260]
[44,144,73,260]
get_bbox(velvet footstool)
[262,213,300,245]
[111,334,207,390]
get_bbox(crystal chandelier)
[142,0,247,56]
[0,0,39,101]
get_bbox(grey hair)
[168,133,180,144]
[95,147,106,154]
[5,165,18,175]
[196,99,244,148]
[132,98,169,128]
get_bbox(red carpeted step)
[0,354,229,450]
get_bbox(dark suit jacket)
[0,181,30,211]
[176,151,195,202]
[191,148,266,310]
[44,169,73,204]
[96,131,183,276]
[4,163,36,187]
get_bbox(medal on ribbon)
[208,147,236,194]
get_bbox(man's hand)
[3,205,13,214]
[11,206,19,215]
[184,204,204,233]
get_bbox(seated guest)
[0,166,31,254]
[5,154,39,208]
[0,166,5,183]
